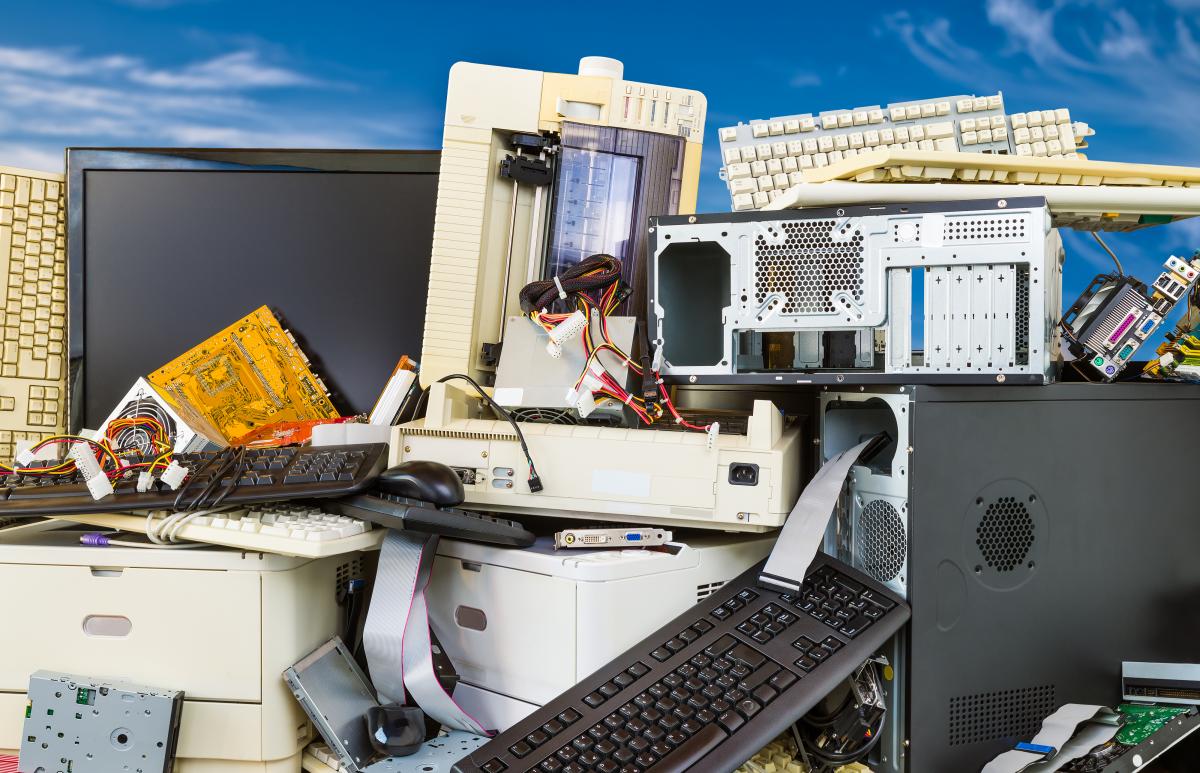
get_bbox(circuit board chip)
[149,306,339,441]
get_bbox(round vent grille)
[753,219,865,315]
[976,496,1034,572]
[855,499,906,583]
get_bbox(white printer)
[0,527,364,772]
[426,533,776,732]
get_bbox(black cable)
[171,446,233,511]
[518,254,622,313]
[205,446,249,509]
[436,374,543,491]
[183,446,244,511]
[799,705,887,766]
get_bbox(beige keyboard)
[60,503,384,559]
[0,166,67,461]
[764,150,1200,231]
[735,735,874,772]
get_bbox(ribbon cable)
[364,530,490,735]
[982,704,1121,773]
[759,433,890,594]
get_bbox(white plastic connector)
[545,310,587,359]
[707,422,721,450]
[136,470,154,493]
[566,388,597,419]
[651,345,665,373]
[14,448,35,467]
[160,461,189,490]
[68,444,114,501]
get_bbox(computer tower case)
[820,383,1200,772]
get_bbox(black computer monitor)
[67,148,438,431]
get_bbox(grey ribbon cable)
[759,434,885,594]
[364,530,490,735]
[981,704,1122,773]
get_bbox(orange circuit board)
[148,306,339,441]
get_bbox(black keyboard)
[0,443,388,516]
[328,492,537,547]
[453,553,909,773]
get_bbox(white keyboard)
[717,92,1093,210]
[60,503,384,558]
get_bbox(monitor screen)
[68,149,438,430]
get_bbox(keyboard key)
[726,643,766,669]
[650,648,672,662]
[613,673,634,688]
[598,683,620,698]
[527,730,549,747]
[543,719,564,735]
[664,638,686,652]
[840,615,872,637]
[795,656,818,672]
[736,698,762,719]
[751,630,772,644]
[627,662,649,678]
[583,692,605,708]
[645,724,727,771]
[559,708,581,725]
[539,759,562,772]
[809,647,829,662]
[711,607,731,620]
[769,671,798,690]
[822,636,844,652]
[860,589,896,610]
[482,759,507,772]
[752,685,778,705]
[703,635,736,658]
[509,741,533,758]
[691,619,713,634]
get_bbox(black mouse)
[376,460,465,508]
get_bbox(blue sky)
[4,0,1200,311]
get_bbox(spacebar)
[646,724,728,771]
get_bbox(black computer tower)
[821,383,1200,772]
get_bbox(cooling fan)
[97,378,223,455]
[107,397,177,455]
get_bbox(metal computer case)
[647,198,1063,385]
[820,383,1200,772]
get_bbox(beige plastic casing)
[765,149,1200,231]
[420,60,706,385]
[0,532,365,772]
[391,384,801,532]
[0,166,68,462]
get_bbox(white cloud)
[882,12,1003,85]
[0,145,64,173]
[985,0,1090,68]
[0,46,137,77]
[882,2,1200,163]
[0,43,437,174]
[1099,9,1152,59]
[789,71,822,88]
[129,50,317,90]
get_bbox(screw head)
[403,445,411,453]
[481,451,488,458]
[996,373,1007,383]
[688,215,696,223]
[998,199,1008,208]
[736,512,746,520]
[689,375,697,383]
